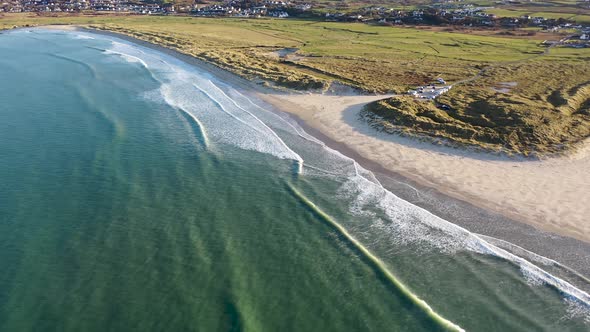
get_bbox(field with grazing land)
[1,13,589,155]
[414,25,569,40]
[485,0,590,23]
[0,13,544,92]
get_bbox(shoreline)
[268,93,590,241]
[33,25,590,276]
[269,97,590,278]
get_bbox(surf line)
[170,102,211,150]
[230,89,324,146]
[103,42,211,150]
[193,81,303,174]
[478,234,590,286]
[207,81,304,174]
[113,46,212,150]
[287,183,465,332]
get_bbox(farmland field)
[1,13,547,92]
[485,0,590,23]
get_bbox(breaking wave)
[104,40,303,169]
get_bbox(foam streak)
[288,183,465,332]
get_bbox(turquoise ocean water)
[0,29,589,331]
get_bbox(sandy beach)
[263,93,590,244]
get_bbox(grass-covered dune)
[1,13,549,92]
[362,60,590,155]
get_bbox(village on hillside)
[2,0,590,42]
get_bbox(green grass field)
[485,0,590,23]
[1,13,547,92]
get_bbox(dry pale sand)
[261,93,590,244]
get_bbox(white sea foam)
[93,31,590,317]
[333,159,590,308]
[74,34,95,40]
[103,39,304,167]
[197,90,590,312]
[104,47,148,67]
[564,298,590,324]
[218,90,590,312]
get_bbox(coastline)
[266,93,590,242]
[36,25,590,276]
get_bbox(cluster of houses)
[337,4,497,24]
[540,26,590,48]
[193,0,310,18]
[1,0,589,34]
[0,0,176,13]
[194,4,284,18]
[2,0,83,12]
[324,5,587,30]
[92,1,175,14]
[407,78,452,100]
[0,0,313,15]
[564,28,590,48]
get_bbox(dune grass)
[363,60,590,155]
[1,13,544,92]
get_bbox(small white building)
[407,85,452,100]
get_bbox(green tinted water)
[0,29,588,331]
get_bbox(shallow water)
[0,29,588,331]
